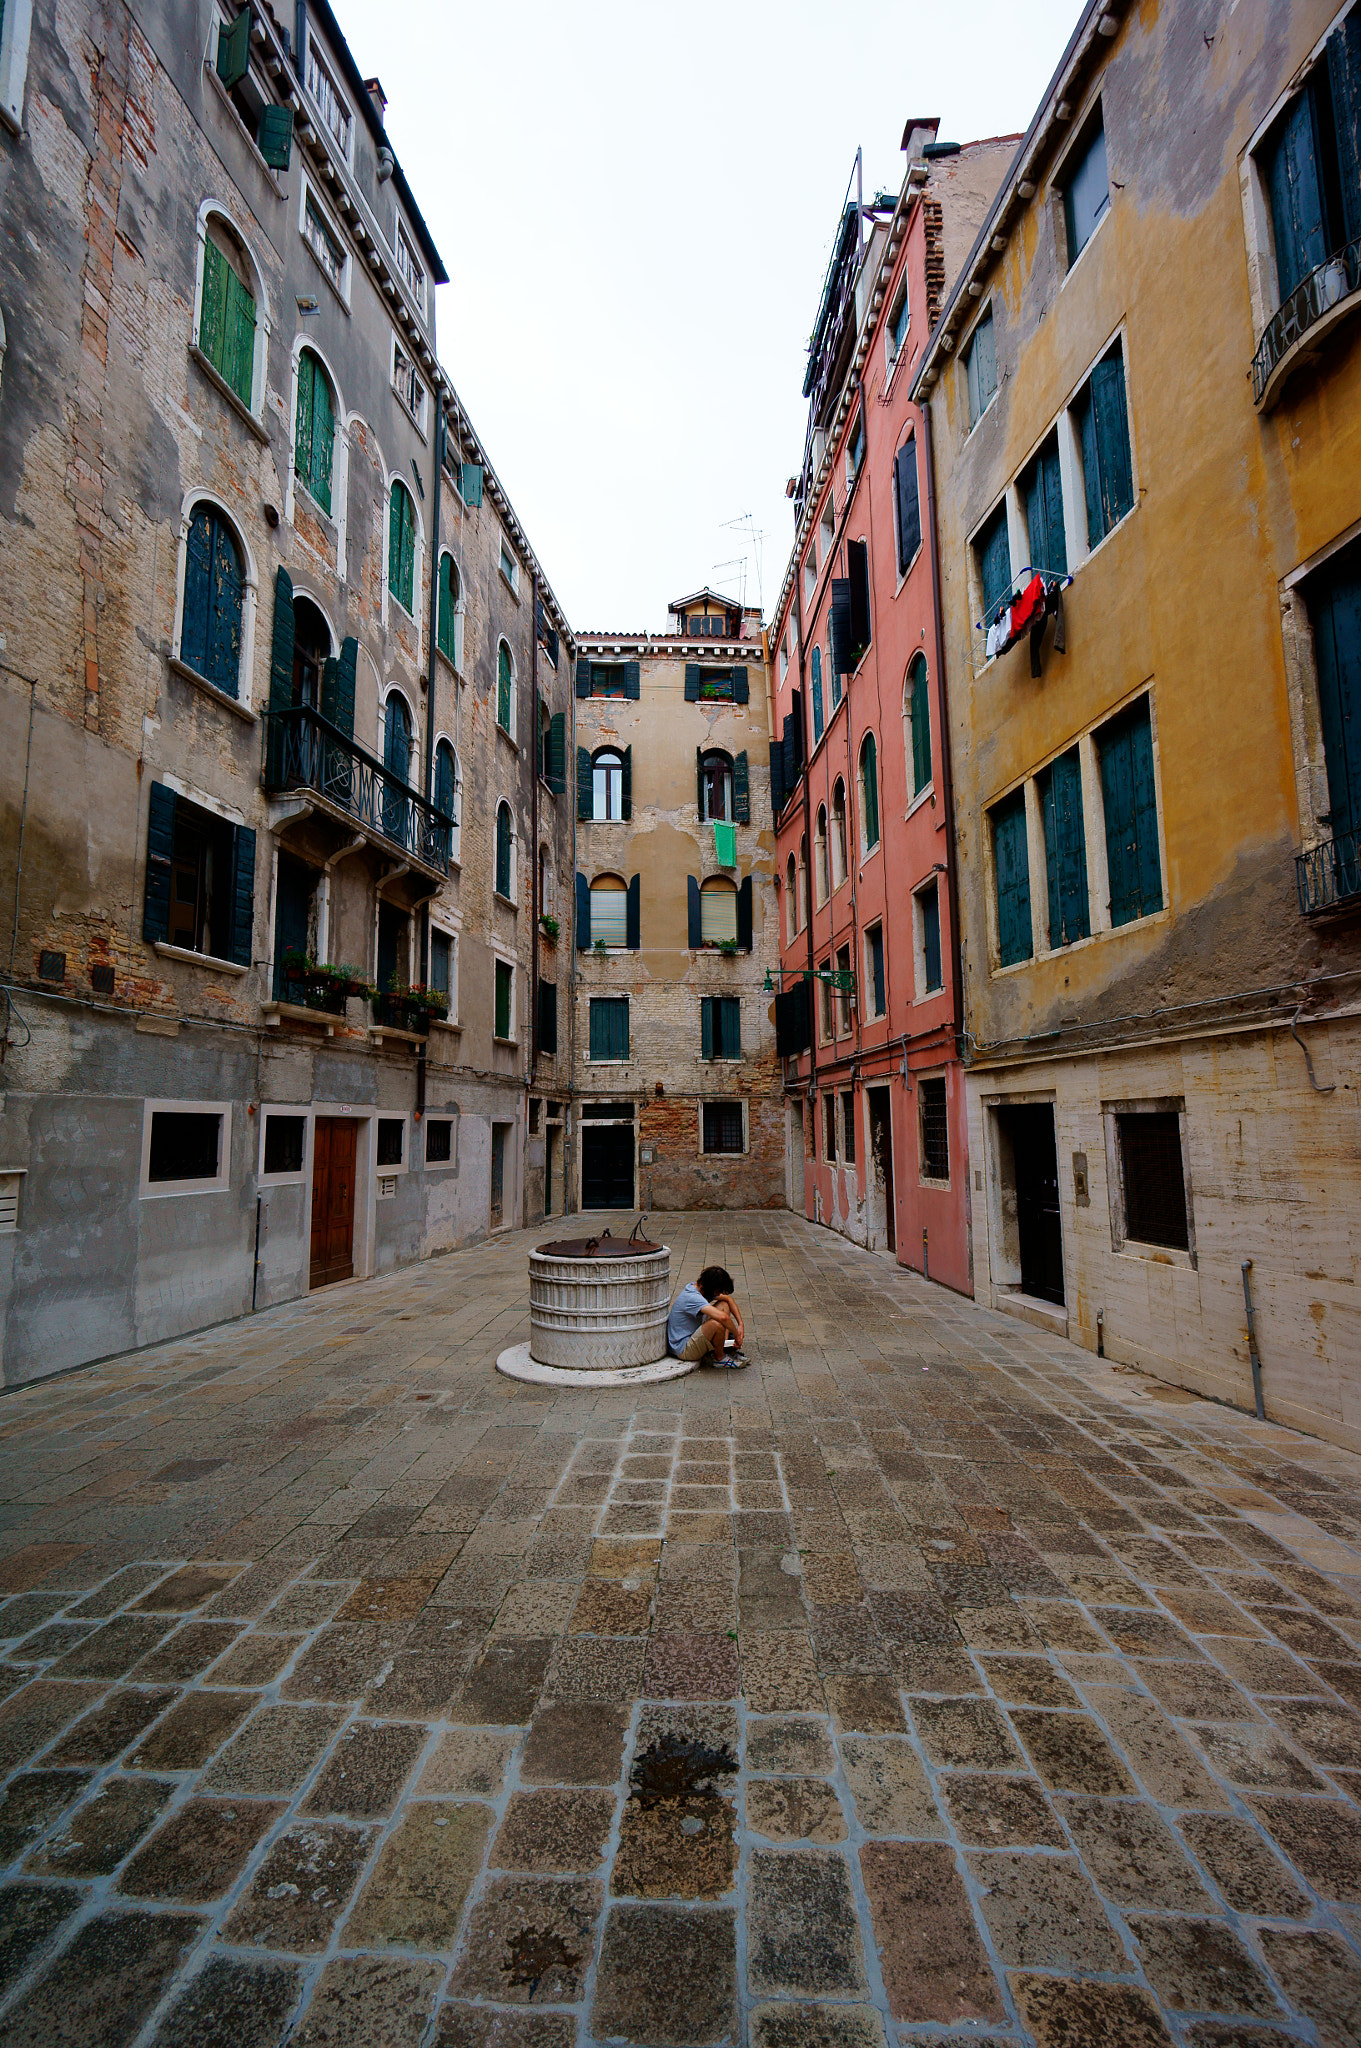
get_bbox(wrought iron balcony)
[1253,235,1361,408]
[262,705,453,877]
[1296,827,1361,917]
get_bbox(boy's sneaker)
[715,1348,749,1369]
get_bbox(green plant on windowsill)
[593,937,609,956]
[333,964,377,1000]
[539,914,560,943]
[719,939,740,958]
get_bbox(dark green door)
[1002,1104,1064,1306]
[582,1126,634,1209]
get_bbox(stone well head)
[528,1230,671,1370]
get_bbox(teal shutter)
[224,262,256,407]
[268,564,295,712]
[575,657,591,698]
[1310,542,1361,840]
[687,875,701,949]
[993,790,1033,967]
[895,439,921,572]
[967,308,996,423]
[216,7,252,89]
[1063,116,1109,264]
[311,365,333,515]
[497,643,512,729]
[870,927,885,1015]
[737,876,753,952]
[978,504,1012,619]
[733,750,750,824]
[811,648,824,741]
[830,579,852,678]
[1025,434,1066,577]
[922,887,942,990]
[182,508,214,678]
[495,963,511,1040]
[496,806,512,897]
[1100,698,1163,925]
[909,656,931,795]
[437,555,454,658]
[621,745,632,821]
[626,874,640,951]
[295,355,314,496]
[330,637,357,737]
[1040,749,1090,947]
[577,746,592,820]
[1078,385,1104,550]
[390,483,415,610]
[257,103,294,169]
[1265,87,1329,299]
[548,712,566,794]
[624,661,641,700]
[723,997,741,1057]
[207,515,243,693]
[230,825,256,966]
[142,782,177,943]
[861,735,879,848]
[732,667,750,703]
[198,236,229,379]
[460,463,483,507]
[769,740,786,817]
[576,871,591,949]
[1329,11,1361,245]
[684,665,702,701]
[1090,348,1134,538]
[701,997,714,1061]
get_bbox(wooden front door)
[310,1117,357,1288]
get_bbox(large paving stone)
[859,1840,1004,2025]
[119,1795,284,1902]
[592,1903,737,2045]
[291,1956,442,2048]
[520,1700,629,1785]
[224,1820,376,1948]
[0,1907,204,2048]
[967,1851,1124,1970]
[149,1954,303,2048]
[450,1875,602,2003]
[1128,1914,1283,2018]
[303,1719,427,1818]
[25,1773,174,1876]
[492,1788,614,1873]
[203,1702,346,1794]
[0,1880,80,1998]
[346,1801,492,1948]
[747,1847,867,1997]
[1010,1973,1176,2045]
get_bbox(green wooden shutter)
[311,366,333,515]
[769,739,785,817]
[909,656,931,795]
[861,735,879,848]
[1025,434,1066,578]
[576,871,591,948]
[460,463,483,507]
[230,825,256,966]
[390,483,415,611]
[207,515,243,694]
[182,508,213,678]
[979,503,1012,619]
[268,565,295,712]
[732,667,750,704]
[495,962,511,1040]
[895,439,921,572]
[217,7,252,88]
[198,236,229,378]
[1311,543,1361,838]
[687,875,701,949]
[1266,87,1329,300]
[295,355,314,497]
[923,886,942,990]
[496,806,511,897]
[626,874,640,951]
[1329,10,1361,245]
[621,745,632,821]
[733,751,750,824]
[437,555,454,658]
[142,782,177,943]
[830,580,852,678]
[624,661,641,700]
[257,103,293,170]
[223,262,256,407]
[811,648,824,741]
[701,997,714,1061]
[870,928,885,1015]
[723,997,741,1057]
[1090,348,1134,537]
[319,636,357,738]
[737,876,753,952]
[1078,385,1104,550]
[548,712,566,794]
[696,746,705,818]
[684,665,702,701]
[993,790,1033,966]
[575,657,591,699]
[577,746,592,820]
[1040,748,1091,947]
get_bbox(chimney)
[363,76,387,122]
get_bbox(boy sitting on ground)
[667,1264,746,1367]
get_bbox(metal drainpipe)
[920,396,965,1060]
[791,530,817,1171]
[420,393,443,987]
[530,571,540,1091]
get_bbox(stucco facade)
[915,0,1361,1447]
[571,599,783,1214]
[767,131,1016,1292]
[0,0,573,1383]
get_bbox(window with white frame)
[305,34,352,157]
[590,874,628,947]
[260,1110,306,1181]
[377,1115,407,1170]
[499,539,519,592]
[395,218,426,315]
[430,925,457,1015]
[887,273,910,369]
[846,411,865,486]
[701,1101,745,1155]
[965,304,998,428]
[141,1101,232,1197]
[1060,103,1110,270]
[495,958,515,1040]
[819,499,835,567]
[803,545,817,602]
[392,337,426,432]
[301,182,348,300]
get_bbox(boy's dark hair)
[697,1265,734,1301]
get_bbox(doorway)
[273,852,313,1003]
[310,1117,357,1288]
[867,1086,895,1253]
[491,1121,510,1229]
[994,1103,1064,1305]
[582,1124,634,1209]
[377,902,405,994]
[786,1100,804,1212]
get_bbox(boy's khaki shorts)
[678,1327,717,1363]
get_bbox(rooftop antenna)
[711,556,747,611]
[721,512,767,614]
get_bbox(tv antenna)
[721,512,766,616]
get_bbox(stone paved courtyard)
[1,1211,1361,2047]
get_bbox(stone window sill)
[167,657,257,722]
[189,346,269,443]
[154,941,249,976]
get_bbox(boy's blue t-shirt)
[667,1282,710,1356]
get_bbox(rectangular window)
[590,885,628,948]
[841,1090,856,1168]
[991,789,1033,967]
[699,886,738,947]
[392,340,425,431]
[164,796,239,961]
[1039,747,1091,947]
[919,1077,950,1182]
[1116,1110,1189,1250]
[591,663,627,696]
[701,995,741,1060]
[965,306,998,426]
[142,1104,230,1196]
[430,929,453,1003]
[702,1102,744,1155]
[303,189,346,293]
[1074,339,1134,548]
[1098,696,1163,926]
[865,923,885,1018]
[589,996,629,1062]
[976,501,1012,624]
[836,943,854,1034]
[1062,107,1110,267]
[847,412,865,483]
[377,1117,405,1168]
[495,960,514,1041]
[500,541,518,591]
[803,547,817,601]
[888,275,910,364]
[919,884,942,993]
[305,37,352,155]
[395,219,425,313]
[426,1118,452,1164]
[262,1113,305,1176]
[1023,430,1067,578]
[1260,15,1361,316]
[823,1093,837,1161]
[820,501,835,566]
[894,437,921,575]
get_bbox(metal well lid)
[537,1228,663,1259]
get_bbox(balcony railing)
[1253,235,1361,406]
[1296,827,1361,917]
[262,705,453,877]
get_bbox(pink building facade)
[768,129,1016,1294]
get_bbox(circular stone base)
[494,1341,697,1388]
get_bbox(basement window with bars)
[702,1102,745,1155]
[377,1118,406,1169]
[1113,1108,1190,1253]
[426,1118,453,1164]
[262,1113,305,1177]
[142,1105,230,1196]
[919,1077,950,1183]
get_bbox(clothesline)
[974,563,1072,636]
[977,565,1072,677]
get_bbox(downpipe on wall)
[1241,1259,1266,1421]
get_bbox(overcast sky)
[341,0,1083,631]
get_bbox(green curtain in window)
[294,352,333,515]
[200,237,256,408]
[388,480,415,612]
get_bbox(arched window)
[495,800,515,900]
[830,632,843,711]
[497,639,515,735]
[700,875,738,946]
[437,553,461,666]
[388,478,416,613]
[590,872,628,947]
[859,732,880,853]
[294,350,335,515]
[382,691,412,842]
[540,843,554,920]
[785,853,798,942]
[699,749,733,822]
[432,738,460,865]
[814,805,829,907]
[593,748,624,821]
[798,833,809,930]
[906,653,932,797]
[811,646,825,744]
[198,216,257,409]
[290,595,331,708]
[181,503,245,698]
[831,779,848,889]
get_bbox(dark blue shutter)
[626,873,640,951]
[1311,542,1361,839]
[624,661,641,700]
[732,667,749,703]
[538,980,558,1054]
[684,665,702,701]
[737,876,753,952]
[769,739,786,817]
[701,996,714,1061]
[775,982,810,1056]
[687,875,701,949]
[895,439,921,573]
[577,746,592,820]
[230,825,256,966]
[781,716,796,795]
[257,103,293,169]
[733,751,750,825]
[1090,348,1134,538]
[621,745,632,821]
[871,927,885,1015]
[182,509,213,679]
[922,886,942,991]
[830,578,852,677]
[909,655,931,795]
[722,997,741,1056]
[1078,387,1104,551]
[576,871,591,949]
[217,6,252,87]
[1026,434,1067,578]
[1040,749,1090,947]
[548,712,566,794]
[1265,87,1329,300]
[207,516,244,695]
[696,746,706,818]
[811,648,824,741]
[978,504,1012,619]
[1329,11,1361,244]
[142,782,177,943]
[268,564,294,713]
[847,539,871,660]
[496,806,512,898]
[330,637,357,737]
[993,791,1032,966]
[576,657,591,699]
